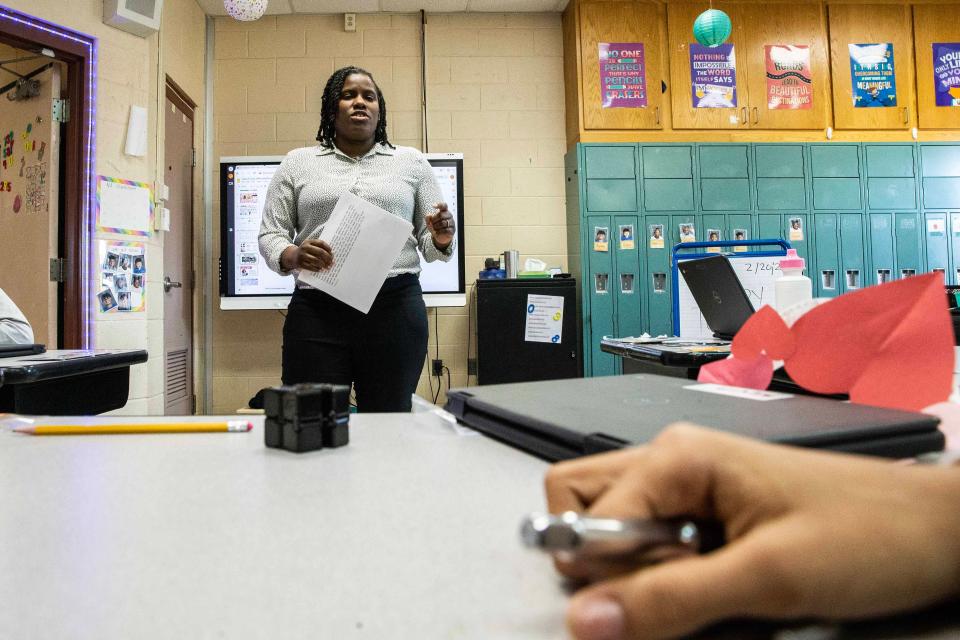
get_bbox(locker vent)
[165,349,188,400]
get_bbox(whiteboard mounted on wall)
[672,239,790,340]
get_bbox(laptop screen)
[678,256,755,340]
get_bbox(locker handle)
[655,106,661,125]
[752,107,759,125]
[740,107,747,125]
[903,107,909,125]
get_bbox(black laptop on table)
[444,374,943,462]
[677,254,755,340]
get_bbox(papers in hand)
[297,191,413,314]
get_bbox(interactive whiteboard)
[219,152,465,310]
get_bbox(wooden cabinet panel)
[913,5,960,130]
[828,4,915,130]
[667,2,746,130]
[580,1,663,130]
[740,4,830,130]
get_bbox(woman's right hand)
[281,240,334,272]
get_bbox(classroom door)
[163,89,194,415]
[0,64,61,346]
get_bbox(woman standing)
[259,66,456,412]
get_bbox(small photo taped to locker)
[619,225,635,250]
[649,224,664,249]
[594,227,609,252]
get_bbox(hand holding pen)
[537,423,960,640]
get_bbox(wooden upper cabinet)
[828,4,915,130]
[668,2,746,130]
[740,3,830,130]
[913,4,960,130]
[579,1,663,130]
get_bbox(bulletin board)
[96,175,153,236]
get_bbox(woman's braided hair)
[316,66,393,150]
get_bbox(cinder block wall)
[211,12,566,412]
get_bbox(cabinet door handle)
[655,106,660,125]
[903,107,909,125]
[752,107,759,125]
[740,107,747,125]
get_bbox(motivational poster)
[690,43,737,108]
[849,43,897,108]
[766,45,812,110]
[933,43,960,107]
[598,43,648,108]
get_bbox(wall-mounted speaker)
[103,0,164,38]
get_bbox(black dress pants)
[281,273,428,413]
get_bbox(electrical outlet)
[467,358,477,376]
[432,359,443,377]
[344,13,356,32]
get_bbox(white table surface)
[0,414,565,640]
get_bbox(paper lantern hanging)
[693,9,732,48]
[224,0,268,21]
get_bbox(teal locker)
[920,145,960,209]
[642,145,695,212]
[670,214,700,246]
[584,144,638,213]
[755,144,806,211]
[869,214,895,286]
[923,212,949,277]
[894,213,922,281]
[587,215,617,376]
[699,145,751,211]
[644,214,672,336]
[757,213,782,241]
[810,144,863,211]
[614,215,642,339]
[727,213,752,244]
[814,214,840,297]
[839,214,865,293]
[865,144,917,211]
[951,213,960,285]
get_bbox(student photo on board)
[619,225,635,250]
[114,274,128,292]
[119,254,131,271]
[98,289,117,312]
[649,224,664,249]
[594,227,609,252]
[103,252,119,272]
[132,274,143,289]
[118,291,131,311]
[133,256,145,274]
[679,224,696,243]
[789,217,804,242]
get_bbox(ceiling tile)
[291,0,381,12]
[195,0,228,16]
[379,0,440,11]
[265,0,294,14]
[466,0,558,11]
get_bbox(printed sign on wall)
[765,45,812,110]
[849,43,897,107]
[598,43,648,108]
[933,43,960,107]
[690,43,737,108]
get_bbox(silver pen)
[520,511,723,560]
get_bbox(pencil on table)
[12,421,253,435]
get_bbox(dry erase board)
[676,256,782,339]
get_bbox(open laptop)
[444,374,943,461]
[677,255,755,341]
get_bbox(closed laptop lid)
[445,374,942,460]
[678,256,755,340]
[0,343,45,358]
